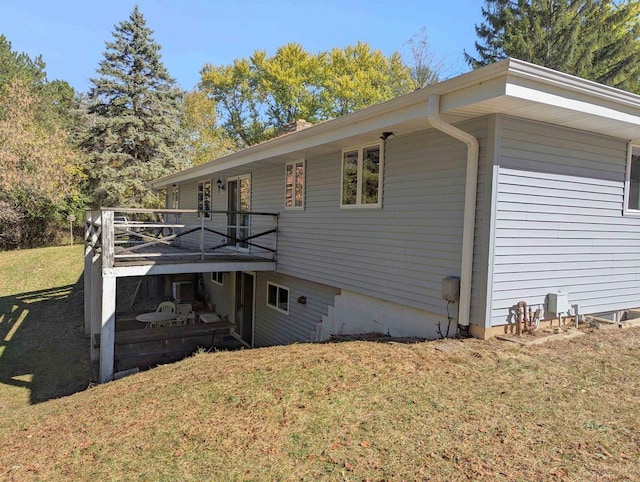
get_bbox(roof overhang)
[153,58,640,188]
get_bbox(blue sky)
[0,0,485,93]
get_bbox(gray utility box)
[442,276,460,303]
[548,291,570,314]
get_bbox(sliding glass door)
[227,175,251,249]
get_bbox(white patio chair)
[156,301,176,313]
[172,303,192,326]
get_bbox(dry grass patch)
[1,327,639,480]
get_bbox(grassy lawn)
[0,245,91,411]
[0,247,639,480]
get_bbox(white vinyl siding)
[254,273,340,346]
[249,119,489,322]
[205,271,233,318]
[490,116,640,326]
[625,144,640,213]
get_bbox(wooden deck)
[94,321,241,373]
[85,208,276,382]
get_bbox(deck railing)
[85,208,279,268]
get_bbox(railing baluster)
[92,208,279,264]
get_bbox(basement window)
[626,145,640,213]
[341,143,383,208]
[267,282,289,315]
[211,272,224,286]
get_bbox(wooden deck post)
[90,252,102,362]
[99,274,116,383]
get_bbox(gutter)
[426,94,479,331]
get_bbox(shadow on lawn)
[0,277,92,405]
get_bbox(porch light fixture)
[380,131,394,141]
[216,178,225,192]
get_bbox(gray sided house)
[86,58,640,382]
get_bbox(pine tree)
[466,0,640,93]
[83,6,187,208]
[464,0,515,68]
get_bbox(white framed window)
[170,185,179,209]
[624,144,640,215]
[285,160,305,209]
[197,180,212,218]
[266,282,289,315]
[341,142,383,208]
[211,272,224,286]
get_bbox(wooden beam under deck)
[104,259,276,278]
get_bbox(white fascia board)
[507,58,640,109]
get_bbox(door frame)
[226,174,251,251]
[231,271,256,347]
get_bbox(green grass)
[0,246,639,480]
[0,245,91,411]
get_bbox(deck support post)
[84,260,92,334]
[84,216,93,335]
[90,255,102,362]
[99,274,116,383]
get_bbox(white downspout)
[426,94,479,331]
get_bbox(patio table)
[136,311,177,328]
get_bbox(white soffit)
[441,61,640,141]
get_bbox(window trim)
[197,180,212,218]
[266,281,290,315]
[170,185,180,209]
[624,143,640,216]
[340,141,384,209]
[226,174,251,251]
[284,160,305,210]
[211,271,224,286]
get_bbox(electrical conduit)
[426,94,479,331]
